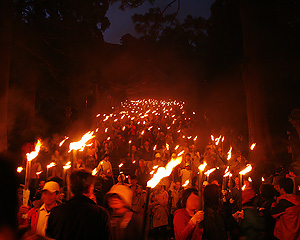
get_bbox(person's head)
[144,140,149,147]
[185,153,191,160]
[278,177,294,195]
[104,154,109,161]
[39,180,45,188]
[191,176,198,189]
[204,184,221,209]
[41,181,60,205]
[131,175,138,186]
[178,188,199,211]
[139,159,145,168]
[77,158,83,164]
[175,181,181,190]
[106,185,133,215]
[259,184,275,200]
[234,177,239,186]
[185,163,191,170]
[70,169,95,197]
[132,145,137,152]
[54,150,59,156]
[136,185,143,194]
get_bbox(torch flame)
[199,162,207,171]
[204,168,216,176]
[59,136,69,147]
[17,167,23,173]
[242,184,246,191]
[36,171,43,175]
[153,145,157,151]
[222,136,225,142]
[227,146,233,160]
[182,179,190,187]
[166,143,169,151]
[26,139,42,161]
[175,145,179,151]
[69,131,95,152]
[248,177,252,182]
[178,150,185,156]
[250,143,256,151]
[239,164,252,175]
[194,136,198,141]
[119,163,123,168]
[211,135,215,141]
[92,168,98,176]
[147,156,183,188]
[47,162,56,169]
[215,135,222,145]
[63,161,71,170]
[262,177,265,182]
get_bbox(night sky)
[104,0,215,44]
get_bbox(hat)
[106,185,133,208]
[42,181,60,193]
[185,163,190,167]
[242,189,256,204]
[155,153,161,158]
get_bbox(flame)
[132,160,136,164]
[223,166,230,177]
[92,168,98,176]
[95,128,99,132]
[36,171,43,175]
[204,168,216,176]
[250,143,256,151]
[199,162,207,171]
[105,128,108,133]
[178,150,185,156]
[96,114,100,117]
[175,145,179,150]
[262,177,265,182]
[153,165,159,169]
[26,139,42,161]
[47,162,56,169]
[129,140,132,144]
[69,131,95,152]
[17,167,23,173]
[248,177,252,182]
[239,164,252,175]
[119,163,123,168]
[59,136,69,147]
[153,145,157,151]
[211,135,215,141]
[166,143,169,150]
[147,156,183,188]
[182,179,190,187]
[193,136,198,141]
[63,161,71,170]
[242,184,246,191]
[227,146,232,160]
[215,135,222,145]
[221,136,225,142]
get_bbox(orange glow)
[47,162,56,169]
[182,179,190,187]
[204,168,216,176]
[69,131,95,152]
[92,168,98,176]
[239,164,253,175]
[63,161,71,170]
[242,184,246,191]
[17,167,23,173]
[227,146,233,160]
[248,177,252,182]
[262,177,265,182]
[147,156,183,188]
[250,143,256,151]
[199,162,207,171]
[193,136,198,141]
[59,136,69,147]
[26,139,42,161]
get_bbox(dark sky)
[104,0,215,44]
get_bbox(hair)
[279,177,294,194]
[260,184,275,199]
[185,153,191,157]
[70,169,95,195]
[204,184,221,210]
[177,188,198,209]
[130,175,137,181]
[103,153,109,158]
[139,159,145,164]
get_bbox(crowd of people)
[2,99,300,240]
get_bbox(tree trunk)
[240,0,275,165]
[0,0,12,152]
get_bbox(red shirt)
[173,208,203,240]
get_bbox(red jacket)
[271,194,300,240]
[18,207,40,232]
[173,208,203,240]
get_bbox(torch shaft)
[198,171,203,210]
[141,187,151,240]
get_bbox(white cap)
[106,185,133,208]
[42,181,60,193]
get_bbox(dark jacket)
[46,195,111,240]
[203,207,227,240]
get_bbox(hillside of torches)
[17,99,261,189]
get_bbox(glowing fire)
[26,139,42,161]
[166,143,169,151]
[239,164,252,175]
[262,177,265,182]
[175,145,179,150]
[63,161,71,170]
[204,168,216,176]
[211,135,215,141]
[248,177,252,182]
[47,162,56,169]
[215,135,222,145]
[193,136,198,141]
[119,163,123,168]
[69,131,95,152]
[17,167,23,173]
[199,162,207,171]
[36,171,43,175]
[59,136,69,147]
[182,179,190,187]
[221,136,225,142]
[250,143,256,151]
[178,150,185,156]
[92,168,98,176]
[147,156,183,188]
[153,145,157,151]
[242,184,246,191]
[227,146,232,160]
